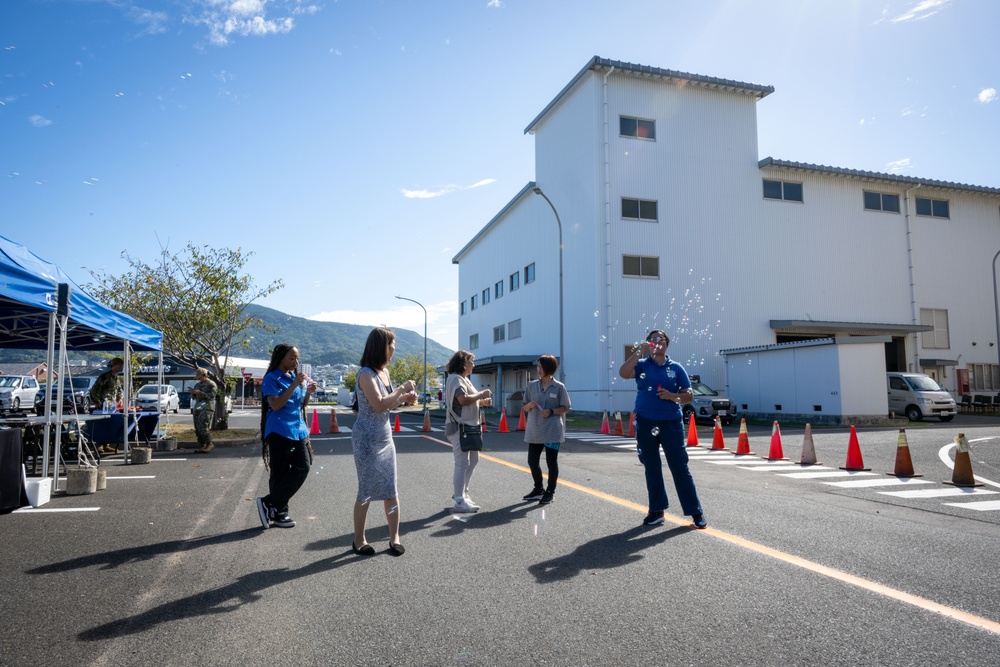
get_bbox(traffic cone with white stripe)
[709,416,726,450]
[614,411,624,436]
[794,423,820,465]
[944,433,983,487]
[328,410,340,434]
[686,413,699,447]
[886,428,920,477]
[498,409,509,433]
[764,421,787,461]
[733,418,754,455]
[421,409,432,432]
[600,412,610,435]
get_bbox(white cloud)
[858,117,875,125]
[183,0,313,46]
[890,0,951,23]
[487,0,505,8]
[127,6,170,36]
[401,178,496,199]
[885,158,912,173]
[977,88,997,104]
[29,114,52,127]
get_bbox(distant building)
[454,56,1000,415]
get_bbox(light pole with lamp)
[531,186,565,383]
[993,250,1000,380]
[395,295,428,412]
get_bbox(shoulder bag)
[446,378,484,452]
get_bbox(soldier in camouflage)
[90,358,124,454]
[191,367,218,454]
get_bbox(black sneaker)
[256,497,273,529]
[522,488,544,501]
[692,513,707,529]
[643,511,665,526]
[539,490,554,505]
[272,513,296,528]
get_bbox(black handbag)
[459,423,483,452]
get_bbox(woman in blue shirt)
[256,343,315,529]
[618,330,706,529]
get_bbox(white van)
[886,372,957,422]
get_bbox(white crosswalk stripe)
[824,478,932,489]
[942,500,1000,511]
[878,487,999,499]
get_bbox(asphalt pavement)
[2,408,999,666]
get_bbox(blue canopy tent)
[0,235,163,488]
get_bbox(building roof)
[452,181,536,264]
[759,158,1000,197]
[525,56,775,135]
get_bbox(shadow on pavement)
[528,524,690,584]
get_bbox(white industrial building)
[453,56,1000,418]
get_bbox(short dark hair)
[536,354,558,377]
[646,330,669,347]
[359,327,395,370]
[446,350,474,375]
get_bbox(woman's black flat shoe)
[353,541,375,556]
[388,542,405,556]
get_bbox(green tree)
[343,369,357,392]
[388,353,440,395]
[88,243,282,429]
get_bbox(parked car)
[34,376,98,415]
[886,372,957,422]
[135,384,180,413]
[0,374,40,414]
[683,376,738,425]
[190,394,233,414]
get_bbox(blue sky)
[2,0,997,351]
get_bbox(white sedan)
[136,384,180,413]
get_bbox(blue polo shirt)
[632,356,690,421]
[262,370,309,440]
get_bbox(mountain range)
[0,303,455,367]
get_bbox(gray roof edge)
[759,157,1000,196]
[525,56,774,135]
[452,181,536,264]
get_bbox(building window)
[471,295,478,311]
[460,301,466,316]
[621,197,658,221]
[493,324,506,343]
[495,280,503,299]
[510,271,520,292]
[469,333,479,350]
[863,191,900,213]
[969,363,1000,392]
[915,197,949,219]
[524,263,535,284]
[482,288,490,305]
[620,115,655,140]
[763,179,803,202]
[623,255,659,278]
[508,319,521,340]
[920,308,950,349]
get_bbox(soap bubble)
[651,426,660,436]
[639,373,646,380]
[388,505,398,515]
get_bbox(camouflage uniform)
[192,378,218,450]
[89,369,122,410]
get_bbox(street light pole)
[395,295,428,411]
[993,250,1000,381]
[532,186,565,383]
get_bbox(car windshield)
[691,382,717,396]
[138,385,169,395]
[69,378,93,389]
[905,376,944,392]
[0,377,22,387]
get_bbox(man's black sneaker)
[256,497,274,529]
[272,513,296,528]
[522,488,544,501]
[692,513,707,529]
[539,491,554,505]
[643,512,665,526]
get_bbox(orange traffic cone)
[733,418,754,455]
[944,433,983,487]
[517,407,527,431]
[310,409,320,435]
[421,410,432,432]
[765,421,787,461]
[886,428,921,477]
[600,411,610,434]
[481,411,488,432]
[840,425,870,471]
[614,411,624,436]
[710,416,726,450]
[628,411,635,438]
[393,414,401,433]
[328,410,340,434]
[794,423,820,465]
[686,413,699,447]
[498,409,509,433]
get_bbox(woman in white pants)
[444,350,491,513]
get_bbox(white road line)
[823,477,932,489]
[13,507,100,513]
[942,500,1000,511]
[780,471,878,479]
[878,487,1000,499]
[740,464,820,472]
[704,459,791,466]
[106,476,156,480]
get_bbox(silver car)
[135,384,180,413]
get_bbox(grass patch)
[164,423,259,441]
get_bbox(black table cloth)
[0,428,29,512]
